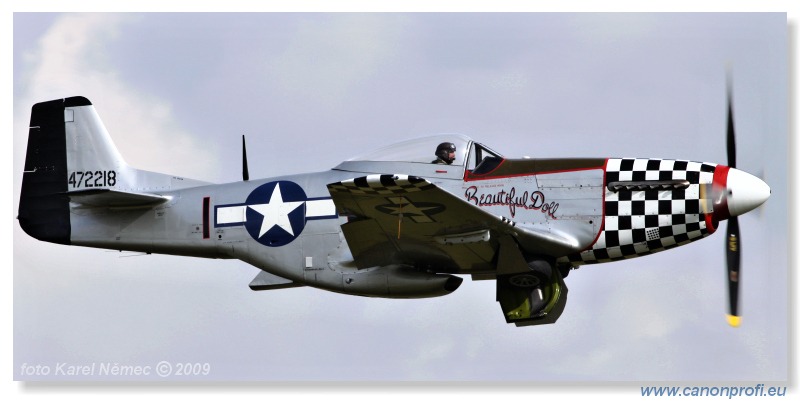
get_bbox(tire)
[507,257,553,289]
[508,272,547,288]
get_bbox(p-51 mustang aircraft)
[18,91,769,327]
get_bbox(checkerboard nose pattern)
[561,158,720,265]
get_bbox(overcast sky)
[9,10,791,388]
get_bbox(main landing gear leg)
[495,235,569,326]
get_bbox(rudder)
[18,97,87,244]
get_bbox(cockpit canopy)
[334,134,504,179]
[345,134,470,165]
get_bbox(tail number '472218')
[68,170,117,188]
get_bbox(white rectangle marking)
[306,199,336,218]
[216,205,247,225]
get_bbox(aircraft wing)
[327,174,582,271]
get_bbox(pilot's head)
[435,142,456,164]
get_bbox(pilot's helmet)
[435,142,456,163]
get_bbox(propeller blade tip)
[726,314,741,328]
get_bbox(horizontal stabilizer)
[249,270,305,291]
[65,189,169,208]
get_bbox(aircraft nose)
[725,167,770,217]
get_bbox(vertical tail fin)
[19,96,209,244]
[62,97,129,178]
[19,96,133,244]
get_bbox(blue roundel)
[244,181,307,247]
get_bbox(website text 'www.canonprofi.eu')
[641,384,787,399]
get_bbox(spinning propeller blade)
[725,75,740,327]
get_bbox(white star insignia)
[248,184,304,238]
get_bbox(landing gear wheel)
[506,257,552,289]
[508,273,544,288]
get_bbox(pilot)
[432,142,456,165]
